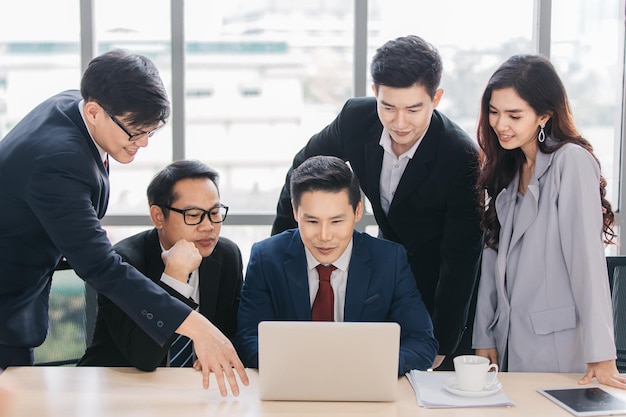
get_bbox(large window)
[94,0,174,216]
[369,0,535,137]
[0,0,80,137]
[182,1,356,262]
[1,0,624,259]
[183,1,354,215]
[551,0,622,206]
[2,0,624,361]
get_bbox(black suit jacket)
[0,91,190,354]
[79,228,243,371]
[272,97,483,355]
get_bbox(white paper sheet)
[406,370,516,409]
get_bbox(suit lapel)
[343,232,372,322]
[389,114,440,211]
[284,231,313,320]
[363,142,384,210]
[494,182,517,289]
[494,149,554,289]
[144,230,167,281]
[507,150,553,252]
[66,99,109,218]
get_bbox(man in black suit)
[272,35,483,370]
[80,160,243,371]
[0,50,247,395]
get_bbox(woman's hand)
[476,348,499,366]
[579,360,626,390]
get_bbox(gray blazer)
[473,141,616,372]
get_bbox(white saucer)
[443,376,502,397]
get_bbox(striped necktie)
[169,335,194,367]
[169,272,194,367]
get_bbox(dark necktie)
[312,264,337,321]
[169,335,194,367]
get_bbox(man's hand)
[177,311,249,396]
[161,240,202,283]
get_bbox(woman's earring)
[538,123,546,143]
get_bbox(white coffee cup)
[453,355,499,392]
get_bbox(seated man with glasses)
[79,160,243,371]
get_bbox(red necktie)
[312,264,337,321]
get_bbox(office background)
[0,0,624,361]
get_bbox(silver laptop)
[258,321,400,401]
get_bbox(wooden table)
[1,367,625,416]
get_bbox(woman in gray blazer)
[472,54,626,390]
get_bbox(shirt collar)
[304,238,353,272]
[378,126,427,160]
[78,99,107,164]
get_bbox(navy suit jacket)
[79,229,243,371]
[235,229,438,376]
[0,91,190,353]
[271,97,483,355]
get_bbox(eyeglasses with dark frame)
[162,204,229,225]
[104,109,165,142]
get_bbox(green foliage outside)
[33,271,87,365]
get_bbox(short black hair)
[147,160,219,218]
[370,35,442,99]
[290,155,361,212]
[80,49,170,128]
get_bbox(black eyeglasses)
[162,204,229,225]
[104,109,165,142]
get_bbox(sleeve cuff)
[160,273,194,298]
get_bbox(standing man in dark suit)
[272,35,483,370]
[79,160,243,371]
[0,50,247,395]
[236,156,438,375]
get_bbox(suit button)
[157,321,164,328]
[141,309,148,316]
[146,313,153,319]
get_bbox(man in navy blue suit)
[0,50,247,395]
[236,156,438,375]
[271,36,483,370]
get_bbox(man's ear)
[432,88,444,108]
[354,200,363,223]
[82,101,102,128]
[150,205,165,229]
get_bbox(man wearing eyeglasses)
[0,50,248,396]
[79,160,243,372]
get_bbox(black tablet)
[537,387,626,416]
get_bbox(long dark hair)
[476,54,615,249]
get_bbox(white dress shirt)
[378,127,426,214]
[77,99,108,166]
[158,241,200,305]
